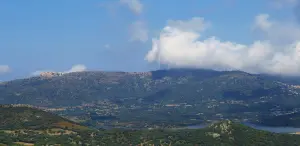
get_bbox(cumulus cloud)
[119,0,143,15]
[129,20,148,42]
[0,65,10,74]
[145,15,300,75]
[253,14,300,46]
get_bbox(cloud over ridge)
[145,15,300,75]
[65,64,87,73]
[31,64,87,76]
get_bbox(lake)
[243,122,300,133]
[185,122,300,134]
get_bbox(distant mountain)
[0,69,300,107]
[1,107,300,146]
[2,69,300,128]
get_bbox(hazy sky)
[0,0,299,80]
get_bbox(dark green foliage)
[0,106,79,130]
[1,107,300,145]
[258,112,300,127]
[1,119,300,145]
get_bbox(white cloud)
[118,0,148,43]
[64,64,87,73]
[31,64,87,76]
[253,14,300,46]
[120,0,143,15]
[167,17,210,32]
[129,20,148,42]
[0,65,10,74]
[31,70,53,76]
[145,15,300,75]
[253,14,272,31]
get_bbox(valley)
[3,69,300,145]
[2,106,300,145]
[3,0,300,144]
[13,97,300,129]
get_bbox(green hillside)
[0,105,87,130]
[1,107,300,146]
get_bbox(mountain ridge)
[2,68,300,128]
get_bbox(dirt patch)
[14,142,34,146]
[54,121,88,130]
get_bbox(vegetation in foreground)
[0,105,87,130]
[1,106,300,145]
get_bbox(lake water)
[243,123,300,133]
[185,122,300,133]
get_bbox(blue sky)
[0,0,299,80]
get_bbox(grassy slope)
[0,105,87,130]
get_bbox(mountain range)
[1,69,300,106]
[1,69,300,127]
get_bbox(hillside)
[1,69,300,128]
[0,105,87,130]
[91,120,300,145]
[0,69,299,107]
[1,108,300,146]
[257,112,300,127]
